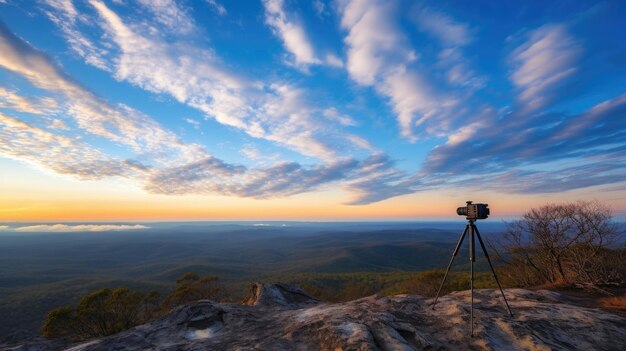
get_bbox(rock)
[243,282,322,308]
[3,285,625,351]
[0,333,67,351]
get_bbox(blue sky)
[0,0,625,220]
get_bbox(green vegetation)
[269,270,497,302]
[41,273,222,341]
[163,272,223,307]
[42,287,160,340]
[41,269,498,341]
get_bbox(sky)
[1,0,625,223]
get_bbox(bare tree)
[498,201,623,289]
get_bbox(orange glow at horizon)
[2,160,626,222]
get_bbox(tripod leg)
[474,226,513,317]
[470,224,475,337]
[432,225,469,309]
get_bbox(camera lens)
[457,207,468,216]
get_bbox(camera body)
[457,201,490,220]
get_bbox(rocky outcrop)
[243,282,321,308]
[4,283,625,351]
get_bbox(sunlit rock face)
[7,284,626,351]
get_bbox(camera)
[457,201,490,220]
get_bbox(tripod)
[431,218,513,336]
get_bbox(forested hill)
[0,222,499,340]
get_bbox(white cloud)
[50,118,69,130]
[0,22,403,204]
[0,18,206,167]
[323,108,357,126]
[206,0,226,16]
[262,0,341,68]
[0,113,141,180]
[9,0,417,204]
[344,154,416,205]
[0,86,56,114]
[419,92,626,197]
[413,7,483,90]
[339,0,458,140]
[510,24,581,112]
[345,135,375,152]
[324,53,343,67]
[184,117,201,129]
[444,122,482,146]
[240,145,260,160]
[0,225,9,230]
[42,0,111,70]
[340,0,408,85]
[13,224,149,232]
[84,0,361,160]
[263,0,321,67]
[20,1,617,205]
[381,69,454,136]
[436,45,484,90]
[413,6,472,46]
[137,0,195,35]
[89,0,242,102]
[256,84,338,159]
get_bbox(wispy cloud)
[42,0,111,70]
[4,1,621,208]
[412,6,483,89]
[11,224,149,232]
[339,0,459,141]
[50,118,68,130]
[420,93,626,193]
[0,86,57,114]
[147,157,356,199]
[510,24,581,112]
[413,6,472,47]
[183,117,201,129]
[56,0,358,161]
[137,0,195,35]
[206,0,226,16]
[262,0,340,68]
[263,0,319,66]
[0,21,201,166]
[0,112,129,179]
[143,153,417,205]
[323,108,357,127]
[345,154,417,205]
[0,19,406,205]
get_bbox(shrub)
[496,201,624,289]
[41,287,160,341]
[163,272,223,307]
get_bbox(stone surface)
[3,283,625,351]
